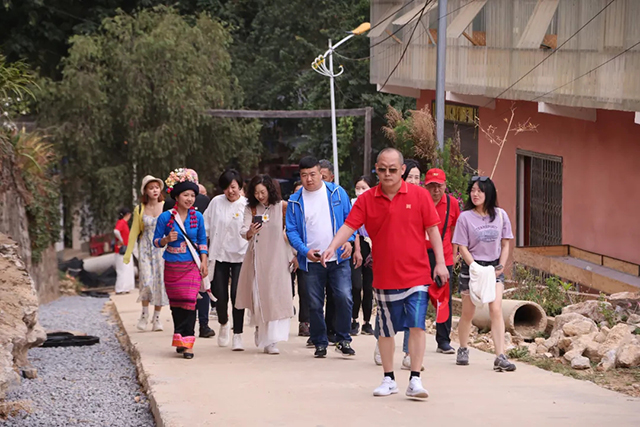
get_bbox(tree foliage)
[37,7,261,233]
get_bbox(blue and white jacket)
[286,182,355,272]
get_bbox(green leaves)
[38,6,260,233]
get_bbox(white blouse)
[203,195,249,279]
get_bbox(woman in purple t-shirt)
[451,177,516,372]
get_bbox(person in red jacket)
[321,148,449,400]
[424,168,461,354]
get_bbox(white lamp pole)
[312,23,370,186]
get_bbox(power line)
[378,1,434,91]
[480,0,618,108]
[531,39,640,102]
[368,1,415,33]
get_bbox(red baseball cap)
[425,168,446,185]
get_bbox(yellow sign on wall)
[431,101,477,125]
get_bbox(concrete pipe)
[83,253,116,274]
[472,299,547,339]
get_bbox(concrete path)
[111,293,640,427]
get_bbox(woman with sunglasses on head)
[452,176,516,372]
[236,174,295,354]
[153,168,208,359]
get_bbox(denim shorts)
[458,260,504,293]
[374,286,429,338]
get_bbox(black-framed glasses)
[471,176,490,182]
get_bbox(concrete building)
[369,0,640,291]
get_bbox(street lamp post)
[312,23,370,186]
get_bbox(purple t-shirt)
[452,208,513,262]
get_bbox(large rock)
[609,292,640,311]
[563,318,597,336]
[562,300,612,323]
[616,342,640,368]
[596,323,634,359]
[0,234,47,399]
[597,349,617,371]
[571,355,591,370]
[552,313,590,335]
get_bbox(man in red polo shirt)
[321,148,449,399]
[424,168,460,355]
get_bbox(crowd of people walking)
[115,148,516,398]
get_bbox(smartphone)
[252,215,263,224]
[434,276,443,288]
[313,252,321,259]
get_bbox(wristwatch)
[495,264,504,270]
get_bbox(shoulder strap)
[172,212,200,260]
[441,194,451,239]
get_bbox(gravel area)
[4,296,155,427]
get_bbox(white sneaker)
[254,327,259,347]
[264,343,280,354]
[151,317,163,331]
[406,377,429,399]
[232,334,244,351]
[218,324,230,347]
[373,377,399,397]
[374,342,382,366]
[401,354,425,371]
[136,314,149,331]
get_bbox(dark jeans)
[291,270,310,323]
[171,306,196,339]
[303,261,353,347]
[351,237,373,323]
[212,261,244,334]
[325,286,335,334]
[196,291,211,329]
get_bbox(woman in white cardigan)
[452,176,516,372]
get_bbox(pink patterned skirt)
[164,261,201,311]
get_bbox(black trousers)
[292,269,310,323]
[351,237,373,323]
[212,261,244,334]
[171,306,196,339]
[196,291,211,329]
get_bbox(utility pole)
[435,0,448,151]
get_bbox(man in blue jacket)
[286,156,356,358]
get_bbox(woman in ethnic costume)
[124,175,169,332]
[153,168,208,359]
[236,174,295,355]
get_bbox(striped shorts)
[375,285,429,338]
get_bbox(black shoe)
[327,333,337,345]
[350,321,360,336]
[306,337,314,348]
[314,346,327,358]
[335,341,356,357]
[183,352,194,359]
[176,346,186,354]
[199,327,216,338]
[361,323,374,335]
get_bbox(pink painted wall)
[418,91,640,264]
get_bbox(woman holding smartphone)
[452,176,516,372]
[236,174,295,354]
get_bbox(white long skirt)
[251,278,290,348]
[115,253,135,294]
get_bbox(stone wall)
[0,156,59,303]
[0,233,47,400]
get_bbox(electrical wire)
[378,1,433,91]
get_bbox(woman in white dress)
[124,175,169,331]
[236,174,295,354]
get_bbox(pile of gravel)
[4,296,155,427]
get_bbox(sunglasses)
[471,176,490,182]
[376,167,400,175]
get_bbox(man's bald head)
[377,147,404,165]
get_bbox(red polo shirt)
[345,182,440,290]
[425,194,460,266]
